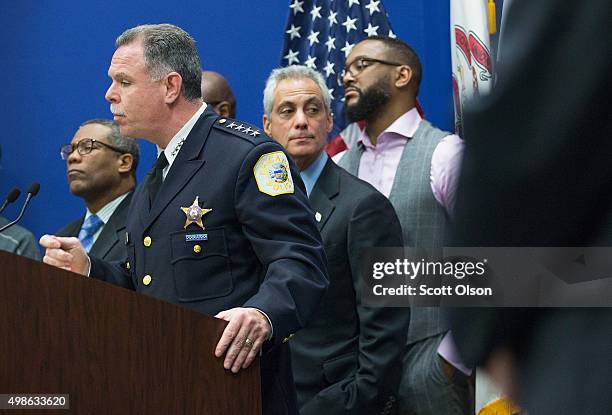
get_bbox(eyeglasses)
[60,138,126,160]
[338,57,404,84]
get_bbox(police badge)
[254,151,295,196]
[180,196,212,230]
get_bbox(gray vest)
[339,119,451,344]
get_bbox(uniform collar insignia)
[223,119,261,137]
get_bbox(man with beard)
[57,119,138,261]
[338,36,468,415]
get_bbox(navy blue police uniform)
[89,106,329,415]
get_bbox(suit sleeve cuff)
[253,308,273,340]
[86,255,91,277]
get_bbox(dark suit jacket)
[291,158,409,415]
[449,1,612,414]
[57,192,133,262]
[89,107,329,415]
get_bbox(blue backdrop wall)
[0,0,453,242]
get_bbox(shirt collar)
[84,191,130,224]
[157,102,207,169]
[300,151,328,197]
[359,107,422,148]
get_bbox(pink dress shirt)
[356,108,464,215]
[354,108,469,374]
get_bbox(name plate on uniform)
[185,233,208,242]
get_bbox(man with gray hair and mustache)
[263,64,409,414]
[40,24,328,415]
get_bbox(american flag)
[280,0,397,155]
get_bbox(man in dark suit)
[57,119,138,261]
[40,24,328,415]
[450,1,612,414]
[263,65,410,414]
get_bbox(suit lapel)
[90,192,132,259]
[58,217,84,237]
[90,223,117,259]
[131,181,150,230]
[144,108,218,231]
[309,158,339,233]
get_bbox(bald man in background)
[200,70,236,118]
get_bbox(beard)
[345,76,392,123]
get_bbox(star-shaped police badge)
[180,196,212,230]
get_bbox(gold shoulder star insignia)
[180,196,212,230]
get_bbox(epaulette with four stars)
[213,117,265,143]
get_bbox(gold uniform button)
[143,236,152,247]
[142,275,152,286]
[193,244,202,254]
[126,262,131,270]
[219,118,226,124]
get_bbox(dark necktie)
[148,152,169,206]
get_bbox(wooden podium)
[0,251,261,414]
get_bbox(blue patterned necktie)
[78,214,104,253]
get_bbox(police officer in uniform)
[40,24,328,415]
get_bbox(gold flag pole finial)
[488,0,497,34]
